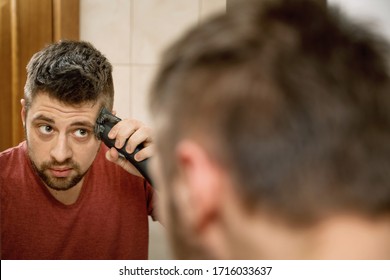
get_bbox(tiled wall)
[80,0,226,260]
[80,0,226,124]
[328,0,390,41]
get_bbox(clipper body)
[95,108,152,185]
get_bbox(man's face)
[23,93,101,191]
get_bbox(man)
[0,40,155,259]
[149,0,390,259]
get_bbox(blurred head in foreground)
[150,0,390,259]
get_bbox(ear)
[175,140,223,233]
[20,99,26,126]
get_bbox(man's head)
[22,40,114,191]
[24,40,114,111]
[150,0,390,259]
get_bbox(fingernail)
[115,139,121,148]
[126,146,134,154]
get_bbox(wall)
[0,0,79,152]
[80,0,226,124]
[328,0,390,41]
[80,0,226,260]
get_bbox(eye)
[74,128,89,139]
[38,125,53,135]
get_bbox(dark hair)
[24,40,114,110]
[150,0,390,225]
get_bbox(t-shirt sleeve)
[145,181,159,221]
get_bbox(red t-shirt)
[0,142,156,259]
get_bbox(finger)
[125,126,153,154]
[107,119,133,139]
[134,144,155,162]
[105,148,142,176]
[109,120,139,149]
[115,120,139,142]
[105,147,120,162]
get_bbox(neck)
[46,179,84,205]
[229,212,390,259]
[307,214,390,259]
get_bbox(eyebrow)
[32,114,55,124]
[32,114,95,129]
[70,121,95,129]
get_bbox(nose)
[50,133,73,163]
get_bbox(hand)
[104,118,154,178]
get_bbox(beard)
[24,125,89,191]
[167,192,215,260]
[30,157,87,191]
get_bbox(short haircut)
[150,0,390,225]
[24,40,114,110]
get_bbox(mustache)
[40,158,80,170]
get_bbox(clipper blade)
[95,107,110,139]
[95,107,122,140]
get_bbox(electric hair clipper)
[95,107,152,185]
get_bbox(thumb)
[105,148,126,168]
[105,148,141,176]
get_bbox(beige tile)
[149,217,172,259]
[200,0,226,22]
[329,0,390,41]
[112,65,131,118]
[130,65,158,124]
[80,0,131,64]
[132,0,200,64]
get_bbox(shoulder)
[91,143,147,186]
[0,142,30,195]
[0,142,28,174]
[0,142,26,160]
[88,144,157,217]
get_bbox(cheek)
[165,179,190,235]
[26,127,51,163]
[73,141,101,170]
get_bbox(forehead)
[27,93,101,123]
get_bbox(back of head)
[151,0,390,225]
[24,40,114,110]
